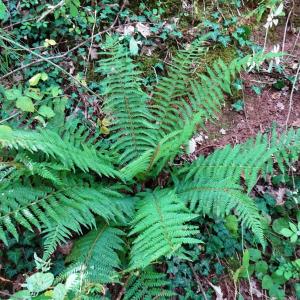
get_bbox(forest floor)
[192,25,300,158]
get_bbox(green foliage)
[64,225,125,287]
[129,189,200,270]
[124,267,175,300]
[1,2,299,298]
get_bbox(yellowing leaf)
[16,96,35,112]
[44,39,57,47]
[101,118,111,127]
[100,126,110,135]
[41,73,48,81]
[29,73,42,86]
[44,290,53,297]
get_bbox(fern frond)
[43,225,72,260]
[124,267,175,300]
[181,128,300,192]
[150,45,278,140]
[150,35,210,138]
[0,183,129,245]
[98,39,157,164]
[0,127,119,178]
[64,224,124,286]
[177,178,264,245]
[129,189,200,270]
[265,126,300,175]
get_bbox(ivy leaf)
[16,96,35,112]
[38,105,55,119]
[272,217,289,234]
[129,37,139,56]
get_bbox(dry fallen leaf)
[136,22,151,38]
[89,47,98,60]
[207,281,224,300]
[292,119,300,127]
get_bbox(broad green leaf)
[272,217,289,234]
[9,290,31,300]
[248,248,261,262]
[255,260,268,276]
[16,96,35,112]
[66,0,80,17]
[289,222,297,233]
[5,88,22,101]
[25,90,43,100]
[24,272,54,293]
[53,283,67,300]
[290,233,298,243]
[262,275,273,290]
[38,105,55,119]
[225,215,238,236]
[279,228,293,238]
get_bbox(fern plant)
[1,34,299,298]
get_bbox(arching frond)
[129,189,200,270]
[64,224,125,286]
[124,267,175,300]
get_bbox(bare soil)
[194,26,300,157]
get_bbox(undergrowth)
[0,0,299,299]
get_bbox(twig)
[0,290,11,297]
[0,112,20,124]
[291,30,300,55]
[0,53,66,80]
[37,0,65,22]
[188,262,208,300]
[282,7,294,52]
[285,61,300,130]
[85,9,97,76]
